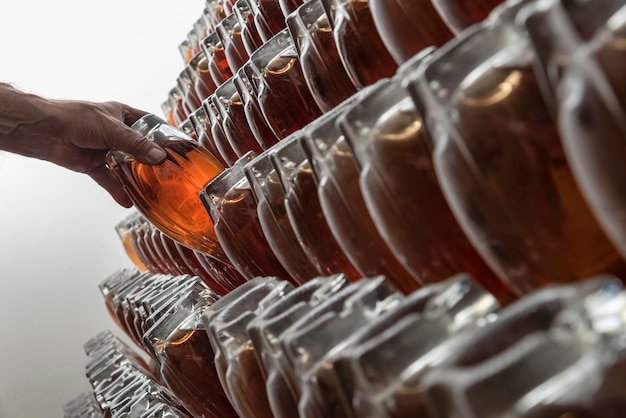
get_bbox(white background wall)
[0,1,202,416]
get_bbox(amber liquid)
[279,0,304,17]
[207,41,234,87]
[284,162,362,281]
[210,180,294,281]
[360,98,515,302]
[369,0,453,64]
[317,137,422,295]
[238,6,264,56]
[239,81,280,148]
[436,64,626,293]
[138,225,169,274]
[195,112,230,168]
[222,90,266,156]
[170,90,188,127]
[119,229,148,272]
[181,79,203,116]
[255,170,323,284]
[256,0,287,40]
[174,242,232,296]
[326,0,398,88]
[193,250,248,294]
[222,21,249,72]
[158,231,193,276]
[257,51,323,139]
[297,13,358,112]
[193,55,218,100]
[559,28,626,262]
[225,345,275,418]
[210,105,239,167]
[109,139,226,256]
[160,328,239,418]
[431,0,504,33]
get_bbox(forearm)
[0,82,64,159]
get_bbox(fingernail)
[146,147,167,164]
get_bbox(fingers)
[104,102,167,166]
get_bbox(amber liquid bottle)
[370,0,453,64]
[255,0,288,40]
[217,12,250,73]
[189,51,218,101]
[234,0,265,56]
[205,95,239,167]
[201,152,295,282]
[431,0,504,33]
[246,149,324,284]
[215,77,266,157]
[201,31,234,88]
[279,0,304,17]
[287,0,358,113]
[106,115,228,261]
[409,18,626,294]
[235,62,281,149]
[320,0,398,88]
[272,138,362,281]
[115,213,148,272]
[252,29,323,139]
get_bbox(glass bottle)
[250,28,323,139]
[286,0,358,112]
[214,76,266,157]
[341,54,516,304]
[271,126,362,281]
[245,139,325,284]
[304,94,423,295]
[246,274,350,418]
[421,276,626,418]
[200,31,234,88]
[189,50,218,101]
[206,0,228,30]
[320,0,398,88]
[280,0,304,18]
[252,0,288,41]
[115,212,148,272]
[234,0,265,56]
[205,95,239,167]
[216,12,250,72]
[200,152,295,282]
[189,106,229,168]
[369,0,453,64]
[431,0,505,34]
[406,6,626,295]
[161,99,177,127]
[524,2,626,264]
[205,278,293,418]
[167,86,187,127]
[106,114,227,258]
[235,62,281,148]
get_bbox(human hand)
[0,83,167,207]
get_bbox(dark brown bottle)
[234,0,265,56]
[214,77,266,157]
[320,0,398,88]
[206,95,239,167]
[407,14,626,294]
[370,0,453,64]
[217,12,250,73]
[201,152,296,283]
[245,145,325,284]
[251,29,323,139]
[287,0,358,112]
[201,31,234,88]
[235,62,281,149]
[431,0,504,34]
[272,135,362,281]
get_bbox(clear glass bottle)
[216,12,250,72]
[106,114,227,259]
[320,0,398,88]
[200,152,295,282]
[249,28,323,139]
[286,0,358,112]
[406,4,626,294]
